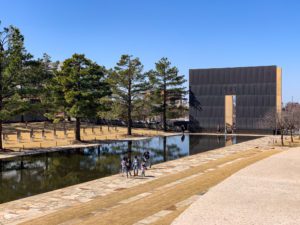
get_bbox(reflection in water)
[127,140,133,160]
[0,135,257,204]
[181,134,185,142]
[163,136,167,162]
[225,135,234,146]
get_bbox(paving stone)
[136,214,161,224]
[153,209,173,217]
[119,192,152,204]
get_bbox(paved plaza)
[173,145,300,225]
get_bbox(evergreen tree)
[44,61,69,123]
[0,23,32,150]
[132,94,152,122]
[53,54,111,141]
[147,57,187,131]
[109,55,147,135]
[20,53,57,121]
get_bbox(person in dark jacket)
[143,151,151,168]
[126,158,132,178]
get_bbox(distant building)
[285,102,300,112]
[189,66,282,133]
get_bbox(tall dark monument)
[189,66,282,133]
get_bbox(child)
[141,160,146,177]
[133,155,139,176]
[121,157,126,177]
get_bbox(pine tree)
[109,55,148,135]
[0,23,32,150]
[20,53,57,121]
[53,54,111,141]
[147,57,187,131]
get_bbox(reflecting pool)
[0,135,258,204]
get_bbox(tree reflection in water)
[0,135,258,204]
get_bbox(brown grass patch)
[0,122,170,151]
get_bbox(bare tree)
[276,113,286,146]
[285,102,300,141]
[283,110,295,142]
[261,110,285,146]
[296,108,300,139]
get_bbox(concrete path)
[173,147,300,225]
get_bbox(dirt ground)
[274,136,300,147]
[1,122,168,151]
[20,148,280,225]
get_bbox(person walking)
[133,155,139,176]
[126,157,132,178]
[181,125,185,133]
[141,159,146,177]
[143,151,151,168]
[121,157,127,177]
[217,124,221,133]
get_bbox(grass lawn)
[1,122,169,151]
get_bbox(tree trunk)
[163,83,167,132]
[0,120,2,150]
[0,61,3,151]
[45,153,48,171]
[127,76,132,135]
[0,92,2,150]
[281,132,284,146]
[163,136,167,162]
[128,101,132,135]
[290,130,293,143]
[127,140,132,159]
[75,117,81,141]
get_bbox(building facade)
[189,66,282,133]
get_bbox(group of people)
[121,151,151,178]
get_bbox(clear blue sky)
[2,0,300,103]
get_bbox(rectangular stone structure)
[189,65,282,133]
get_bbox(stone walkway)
[172,145,300,225]
[0,136,279,225]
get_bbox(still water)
[0,135,258,204]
